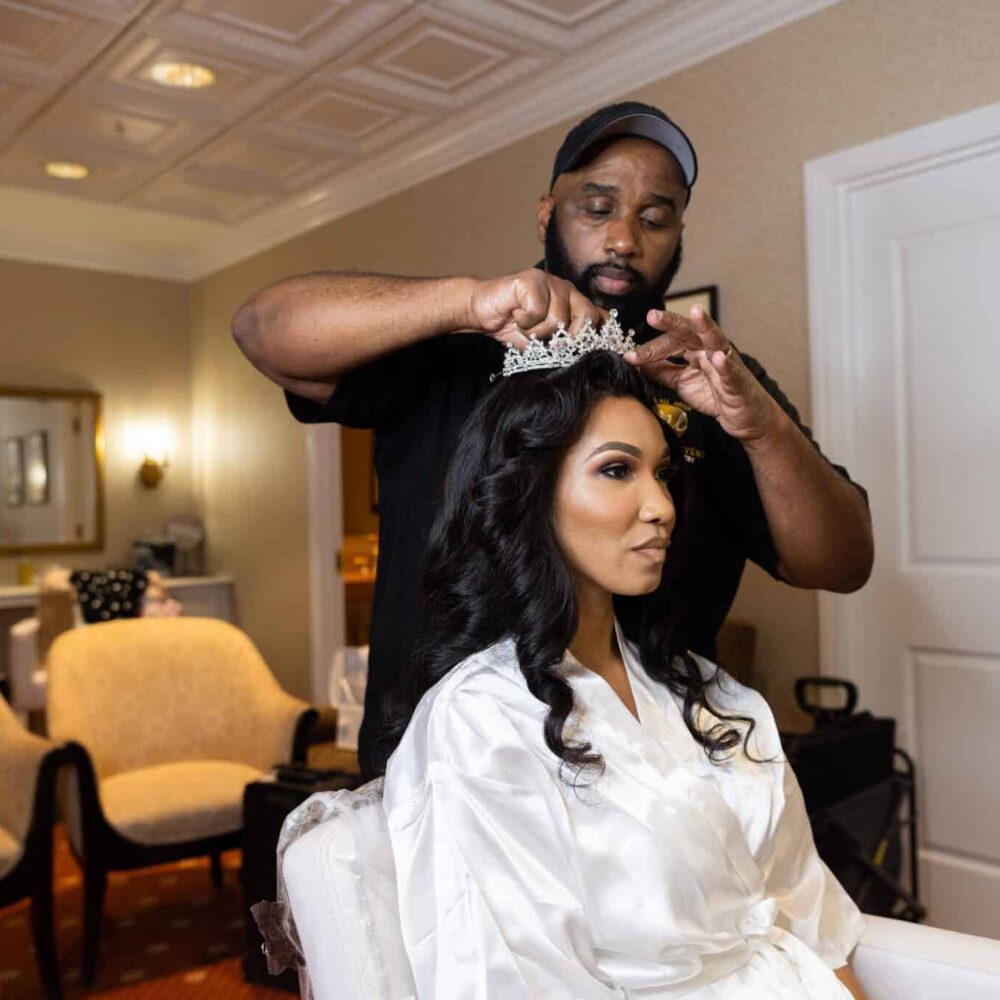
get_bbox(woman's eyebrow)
[587,441,641,459]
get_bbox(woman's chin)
[615,572,665,597]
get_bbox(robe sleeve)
[385,687,623,1000]
[763,758,868,969]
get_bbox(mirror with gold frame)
[0,388,105,554]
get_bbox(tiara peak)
[497,310,637,379]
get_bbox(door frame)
[804,99,1000,694]
[306,423,345,706]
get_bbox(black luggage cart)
[780,677,925,922]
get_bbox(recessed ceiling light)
[149,61,215,89]
[45,161,89,180]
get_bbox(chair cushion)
[99,760,264,846]
[281,781,416,1000]
[0,824,24,879]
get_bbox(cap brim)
[570,112,697,188]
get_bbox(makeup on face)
[553,396,676,600]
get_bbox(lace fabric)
[251,777,386,1000]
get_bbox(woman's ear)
[537,195,554,245]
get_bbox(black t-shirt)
[286,317,866,770]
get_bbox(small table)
[242,768,362,991]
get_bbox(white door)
[307,423,346,706]
[806,102,1000,937]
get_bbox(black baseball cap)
[551,101,697,193]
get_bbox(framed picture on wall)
[24,430,49,505]
[4,436,24,507]
[664,284,719,323]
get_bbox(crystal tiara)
[497,309,637,379]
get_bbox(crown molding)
[0,0,840,283]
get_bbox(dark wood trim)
[291,707,320,764]
[0,744,69,1000]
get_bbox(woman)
[379,339,870,999]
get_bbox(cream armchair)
[272,782,1000,1000]
[0,696,68,999]
[46,616,317,985]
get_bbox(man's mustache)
[582,260,646,287]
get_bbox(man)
[232,102,873,778]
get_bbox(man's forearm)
[743,402,873,592]
[231,271,475,390]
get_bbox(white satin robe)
[384,622,866,999]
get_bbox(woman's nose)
[640,481,676,527]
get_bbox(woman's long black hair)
[378,350,764,779]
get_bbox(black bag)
[781,678,925,921]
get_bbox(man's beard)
[544,209,683,338]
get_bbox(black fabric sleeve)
[717,351,869,579]
[284,336,450,430]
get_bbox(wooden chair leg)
[30,848,62,1000]
[82,864,107,986]
[210,851,224,890]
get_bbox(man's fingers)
[510,287,550,332]
[689,304,730,354]
[626,329,697,368]
[699,344,749,399]
[496,325,532,351]
[566,291,605,336]
[531,286,574,339]
[646,308,702,348]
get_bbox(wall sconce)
[139,454,169,488]
[129,422,172,489]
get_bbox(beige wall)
[0,258,195,582]
[8,0,999,716]
[191,0,1000,721]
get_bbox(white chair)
[8,617,46,718]
[276,781,1000,1000]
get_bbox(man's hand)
[625,304,780,442]
[465,270,606,350]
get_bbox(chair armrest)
[291,708,320,764]
[59,741,105,856]
[0,720,55,842]
[251,691,318,769]
[853,915,1000,1000]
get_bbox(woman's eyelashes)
[599,461,631,480]
[597,460,674,484]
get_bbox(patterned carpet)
[0,825,286,1000]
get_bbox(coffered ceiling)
[0,0,837,279]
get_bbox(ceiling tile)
[179,0,349,44]
[149,0,405,70]
[0,72,47,145]
[0,135,146,200]
[498,0,618,25]
[0,0,128,79]
[129,171,275,222]
[28,93,213,159]
[255,79,417,156]
[431,0,665,50]
[375,24,502,91]
[181,131,343,195]
[87,32,292,119]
